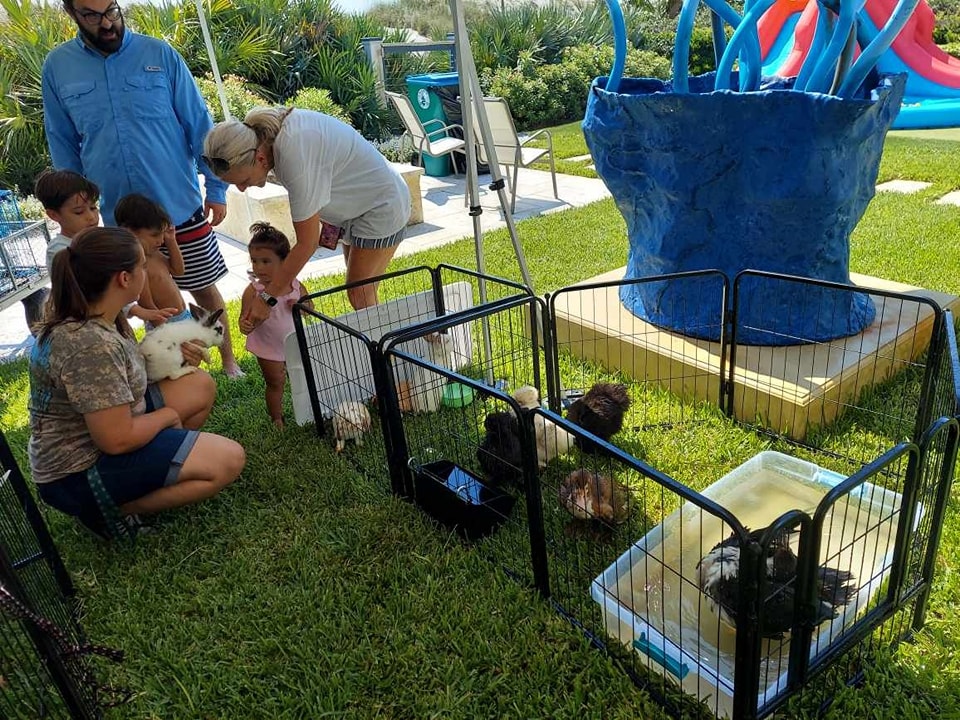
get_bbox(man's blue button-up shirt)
[41,31,227,226]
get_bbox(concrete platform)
[552,268,960,440]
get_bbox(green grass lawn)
[3,131,960,719]
[526,120,599,178]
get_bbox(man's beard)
[78,19,124,54]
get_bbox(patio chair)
[386,91,467,174]
[471,96,558,213]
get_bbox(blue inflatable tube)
[716,0,779,91]
[804,0,865,93]
[795,3,834,90]
[604,0,628,93]
[839,0,920,96]
[668,0,761,92]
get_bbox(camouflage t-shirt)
[28,319,148,484]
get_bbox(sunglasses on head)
[201,155,231,175]
[201,146,256,175]
[76,3,122,26]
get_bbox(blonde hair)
[203,106,294,177]
[243,106,293,143]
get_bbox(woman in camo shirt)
[28,227,246,539]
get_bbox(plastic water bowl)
[412,460,515,540]
[441,382,475,408]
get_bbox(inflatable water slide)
[759,0,960,128]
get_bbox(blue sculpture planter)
[583,72,906,345]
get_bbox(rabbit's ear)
[204,308,224,327]
[188,303,205,322]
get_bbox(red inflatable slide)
[758,0,960,126]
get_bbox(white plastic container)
[590,450,918,718]
[285,281,474,424]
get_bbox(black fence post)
[0,433,76,601]
[374,345,415,498]
[732,537,763,720]
[0,546,98,719]
[912,420,959,630]
[293,303,327,439]
[519,409,550,598]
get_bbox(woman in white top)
[203,108,412,328]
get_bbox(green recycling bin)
[405,72,460,177]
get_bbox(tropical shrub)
[295,12,397,138]
[367,0,486,43]
[134,0,399,136]
[469,1,604,72]
[686,26,719,77]
[941,41,960,56]
[372,134,415,164]
[930,0,960,43]
[0,0,74,193]
[16,194,45,221]
[481,44,671,129]
[285,87,352,125]
[195,74,273,123]
[561,44,672,84]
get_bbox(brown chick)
[558,469,629,524]
[566,382,631,452]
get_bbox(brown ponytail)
[38,227,141,342]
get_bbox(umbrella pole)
[194,0,231,121]
[448,0,536,385]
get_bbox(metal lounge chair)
[471,96,558,212]
[386,91,467,174]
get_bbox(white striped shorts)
[171,207,229,292]
[343,225,406,250]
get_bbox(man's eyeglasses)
[76,4,122,26]
[202,147,256,175]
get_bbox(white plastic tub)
[590,450,917,718]
[285,281,474,424]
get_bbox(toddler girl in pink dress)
[239,223,312,427]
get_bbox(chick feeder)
[552,0,960,439]
[591,451,920,718]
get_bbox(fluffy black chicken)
[566,382,631,453]
[697,527,858,638]
[476,411,524,489]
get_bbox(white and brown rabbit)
[332,400,372,452]
[139,304,224,382]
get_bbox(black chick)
[696,527,858,638]
[477,411,523,489]
[566,382,631,453]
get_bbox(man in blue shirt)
[41,0,244,377]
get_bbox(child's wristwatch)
[258,290,278,307]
